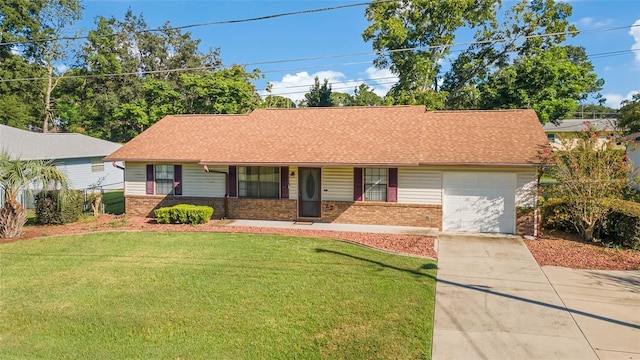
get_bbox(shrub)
[540,197,573,232]
[35,190,83,225]
[154,204,213,225]
[601,200,640,250]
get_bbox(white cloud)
[577,17,614,29]
[262,66,399,103]
[363,67,398,97]
[630,19,640,63]
[55,64,69,74]
[603,90,640,108]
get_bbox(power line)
[1,46,638,84]
[0,0,398,47]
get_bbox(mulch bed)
[524,231,640,271]
[6,215,640,270]
[8,215,438,259]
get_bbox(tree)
[441,0,602,122]
[351,84,383,106]
[303,77,333,107]
[547,126,631,242]
[263,95,296,108]
[618,93,640,134]
[477,46,603,123]
[330,92,352,107]
[0,153,68,238]
[362,0,496,107]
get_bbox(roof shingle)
[104,106,549,167]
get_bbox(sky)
[76,0,640,109]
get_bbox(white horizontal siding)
[54,157,123,190]
[322,167,353,201]
[398,168,442,205]
[125,162,146,195]
[516,171,537,208]
[183,164,226,197]
[288,166,298,200]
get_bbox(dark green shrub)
[35,190,83,225]
[540,197,573,231]
[154,204,213,225]
[601,200,640,250]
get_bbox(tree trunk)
[43,63,54,133]
[0,202,27,239]
[583,224,595,242]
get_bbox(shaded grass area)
[0,232,436,359]
[102,190,124,215]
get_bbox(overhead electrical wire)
[1,28,638,84]
[0,0,399,47]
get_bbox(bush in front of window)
[35,190,83,225]
[154,204,214,225]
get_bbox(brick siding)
[125,195,442,229]
[516,207,535,236]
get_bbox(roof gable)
[0,125,121,161]
[105,106,549,167]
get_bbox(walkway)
[432,233,598,360]
[226,219,439,236]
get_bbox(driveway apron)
[432,234,597,360]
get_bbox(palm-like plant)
[0,152,68,238]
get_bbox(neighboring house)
[105,106,550,235]
[0,124,123,207]
[543,118,617,149]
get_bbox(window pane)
[364,168,387,201]
[239,166,280,198]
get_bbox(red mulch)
[7,215,437,259]
[524,230,640,271]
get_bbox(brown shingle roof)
[104,106,549,167]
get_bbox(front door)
[299,168,321,217]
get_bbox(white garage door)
[443,172,516,234]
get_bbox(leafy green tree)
[0,0,81,131]
[441,0,602,122]
[0,153,68,238]
[478,46,603,124]
[351,84,383,106]
[181,65,261,114]
[330,92,352,107]
[574,103,618,119]
[263,95,296,108]
[303,77,333,107]
[546,127,632,242]
[362,0,496,107]
[618,93,640,134]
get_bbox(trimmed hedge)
[540,197,573,231]
[35,190,83,225]
[154,204,214,225]
[601,200,640,250]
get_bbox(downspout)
[203,165,228,219]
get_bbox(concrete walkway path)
[543,266,640,359]
[226,219,439,236]
[433,233,598,360]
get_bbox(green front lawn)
[0,232,436,359]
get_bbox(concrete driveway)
[543,266,640,359]
[433,233,598,360]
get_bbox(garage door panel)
[443,173,516,234]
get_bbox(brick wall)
[227,198,297,221]
[125,195,442,229]
[321,201,442,228]
[516,207,535,236]
[125,195,226,218]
